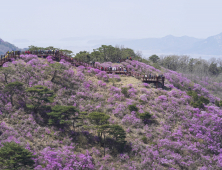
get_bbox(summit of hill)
[1,51,222,169]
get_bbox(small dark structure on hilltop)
[0,50,165,88]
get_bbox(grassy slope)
[1,55,222,169]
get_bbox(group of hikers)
[0,50,165,86]
[144,73,164,79]
[24,50,60,55]
[0,50,60,60]
[116,57,132,63]
[100,66,127,72]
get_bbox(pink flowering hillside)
[1,54,222,169]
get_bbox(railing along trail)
[0,51,165,88]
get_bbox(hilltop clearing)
[1,55,222,169]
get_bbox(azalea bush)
[1,54,222,169]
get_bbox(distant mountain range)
[89,33,222,55]
[0,38,20,55]
[1,32,222,56]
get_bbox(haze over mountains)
[88,32,222,56]
[1,32,222,57]
[0,38,19,55]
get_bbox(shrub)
[0,67,15,84]
[141,136,148,144]
[47,105,79,127]
[3,81,24,106]
[187,90,209,109]
[152,63,161,69]
[138,112,152,124]
[108,124,126,143]
[215,100,222,107]
[26,85,55,113]
[121,87,128,97]
[0,142,36,170]
[128,104,138,112]
[88,112,110,126]
[199,96,209,105]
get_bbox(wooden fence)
[0,51,165,88]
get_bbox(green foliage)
[28,45,45,51]
[138,112,152,123]
[75,51,91,62]
[97,124,126,156]
[87,112,110,156]
[108,124,126,143]
[88,112,110,126]
[47,105,79,127]
[60,49,73,57]
[26,85,55,113]
[187,90,198,101]
[0,142,36,170]
[109,78,117,86]
[152,63,161,69]
[47,62,68,82]
[4,81,24,106]
[190,101,204,109]
[28,45,73,56]
[74,45,146,63]
[77,133,88,147]
[141,136,148,144]
[128,104,138,112]
[73,112,88,131]
[0,67,15,84]
[187,90,209,109]
[98,124,110,135]
[121,87,128,97]
[199,96,210,105]
[215,100,222,107]
[149,54,160,63]
[209,62,219,75]
[188,58,195,73]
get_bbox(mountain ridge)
[0,38,20,55]
[92,33,222,55]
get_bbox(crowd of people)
[100,66,127,72]
[144,74,164,79]
[1,50,165,88]
[0,50,60,60]
[24,50,59,55]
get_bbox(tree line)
[149,54,222,79]
[28,45,147,63]
[74,45,145,63]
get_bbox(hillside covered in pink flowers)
[1,54,222,169]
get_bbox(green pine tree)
[108,124,126,143]
[88,112,110,126]
[47,105,79,127]
[4,81,24,106]
[0,67,15,84]
[26,85,55,113]
[0,142,36,170]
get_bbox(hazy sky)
[1,0,222,42]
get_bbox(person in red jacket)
[130,57,132,61]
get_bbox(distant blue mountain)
[185,33,222,55]
[0,38,20,55]
[92,33,222,55]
